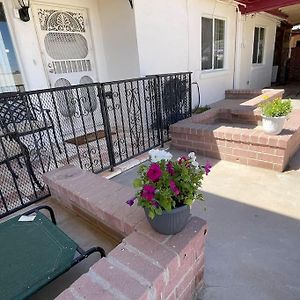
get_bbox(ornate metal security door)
[32,3,100,137]
[32,4,97,89]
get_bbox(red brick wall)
[170,98,300,172]
[44,166,207,300]
[289,47,300,80]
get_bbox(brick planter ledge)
[171,89,300,172]
[43,165,207,300]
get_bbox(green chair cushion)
[0,212,78,300]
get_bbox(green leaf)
[133,178,143,188]
[184,197,194,206]
[148,209,155,219]
[259,98,292,117]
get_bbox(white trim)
[31,1,99,88]
[251,25,266,65]
[200,69,230,79]
[31,1,51,87]
[200,15,227,72]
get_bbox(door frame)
[0,0,28,90]
[31,1,99,88]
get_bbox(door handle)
[48,63,55,73]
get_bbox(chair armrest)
[32,106,54,124]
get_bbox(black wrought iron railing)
[0,72,192,218]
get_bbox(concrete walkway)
[112,147,300,300]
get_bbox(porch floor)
[112,147,300,300]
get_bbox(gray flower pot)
[145,205,191,235]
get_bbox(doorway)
[0,2,25,93]
[32,3,98,89]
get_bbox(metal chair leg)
[23,154,44,191]
[52,128,62,154]
[16,157,23,168]
[72,246,106,267]
[14,135,44,191]
[5,161,18,179]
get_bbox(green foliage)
[193,105,211,114]
[259,98,292,117]
[133,154,207,219]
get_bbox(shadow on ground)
[193,192,300,300]
[112,149,300,300]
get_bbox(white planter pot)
[262,115,286,135]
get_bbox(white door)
[32,3,97,88]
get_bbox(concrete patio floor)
[112,146,300,300]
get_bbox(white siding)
[133,0,189,75]
[236,14,278,90]
[98,0,140,81]
[188,0,237,105]
[133,0,237,106]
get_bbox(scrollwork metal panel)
[38,9,85,32]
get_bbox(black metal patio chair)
[0,92,61,154]
[0,205,106,299]
[0,131,44,190]
[151,76,189,130]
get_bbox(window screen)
[214,19,225,69]
[201,17,213,70]
[252,27,265,64]
[45,32,88,60]
[201,17,225,70]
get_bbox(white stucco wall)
[133,0,278,106]
[235,13,278,90]
[98,0,140,81]
[187,0,237,105]
[2,0,109,90]
[133,0,189,75]
[133,0,238,106]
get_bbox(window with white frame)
[252,27,265,64]
[201,17,225,70]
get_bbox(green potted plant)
[259,98,292,135]
[126,149,211,235]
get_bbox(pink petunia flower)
[178,156,188,164]
[166,161,175,176]
[141,185,156,201]
[204,161,212,175]
[147,163,162,182]
[150,199,159,208]
[178,156,191,167]
[169,180,180,196]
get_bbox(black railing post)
[153,76,164,148]
[98,83,115,171]
[188,72,192,117]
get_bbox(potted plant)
[126,149,211,235]
[259,98,292,135]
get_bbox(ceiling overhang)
[238,0,300,14]
[237,0,300,26]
